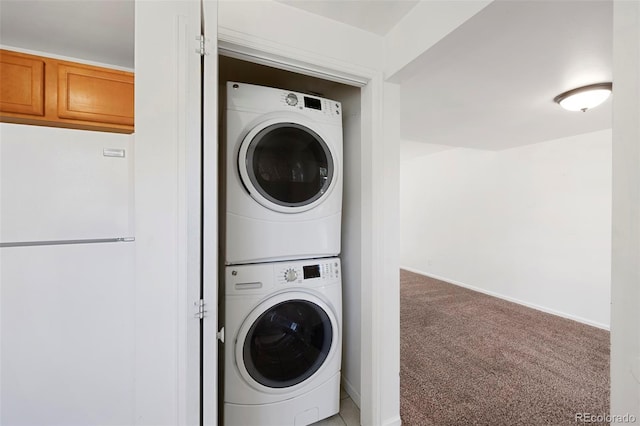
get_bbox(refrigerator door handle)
[103,148,126,158]
[0,237,135,248]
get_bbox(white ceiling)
[276,0,418,35]
[0,0,134,68]
[0,0,613,155]
[400,0,613,153]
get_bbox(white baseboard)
[341,378,402,425]
[400,265,610,331]
[382,415,402,426]
[341,376,361,409]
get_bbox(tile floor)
[312,387,360,426]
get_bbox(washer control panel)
[280,91,341,117]
[276,258,340,285]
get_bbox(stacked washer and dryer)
[223,82,344,426]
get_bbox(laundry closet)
[217,55,364,425]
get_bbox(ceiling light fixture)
[554,82,613,112]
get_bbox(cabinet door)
[57,63,134,126]
[0,51,45,116]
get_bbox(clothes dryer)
[223,257,342,426]
[224,82,343,265]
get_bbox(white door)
[202,1,219,425]
[135,0,218,425]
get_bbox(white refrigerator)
[0,123,136,425]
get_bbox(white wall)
[338,85,364,408]
[218,0,383,72]
[378,81,401,424]
[134,1,202,425]
[400,129,612,328]
[611,0,640,420]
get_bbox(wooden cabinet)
[0,50,133,133]
[0,53,45,116]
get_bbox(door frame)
[215,28,390,425]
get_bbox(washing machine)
[224,81,343,265]
[224,257,342,426]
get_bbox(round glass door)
[243,123,334,209]
[242,299,333,388]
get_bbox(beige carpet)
[400,269,609,426]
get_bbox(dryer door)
[238,121,336,213]
[235,292,338,391]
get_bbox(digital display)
[304,96,322,110]
[303,264,321,279]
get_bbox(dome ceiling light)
[554,82,613,112]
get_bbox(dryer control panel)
[226,81,342,124]
[275,258,340,286]
[280,92,341,118]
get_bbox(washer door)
[236,292,338,391]
[238,120,335,213]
